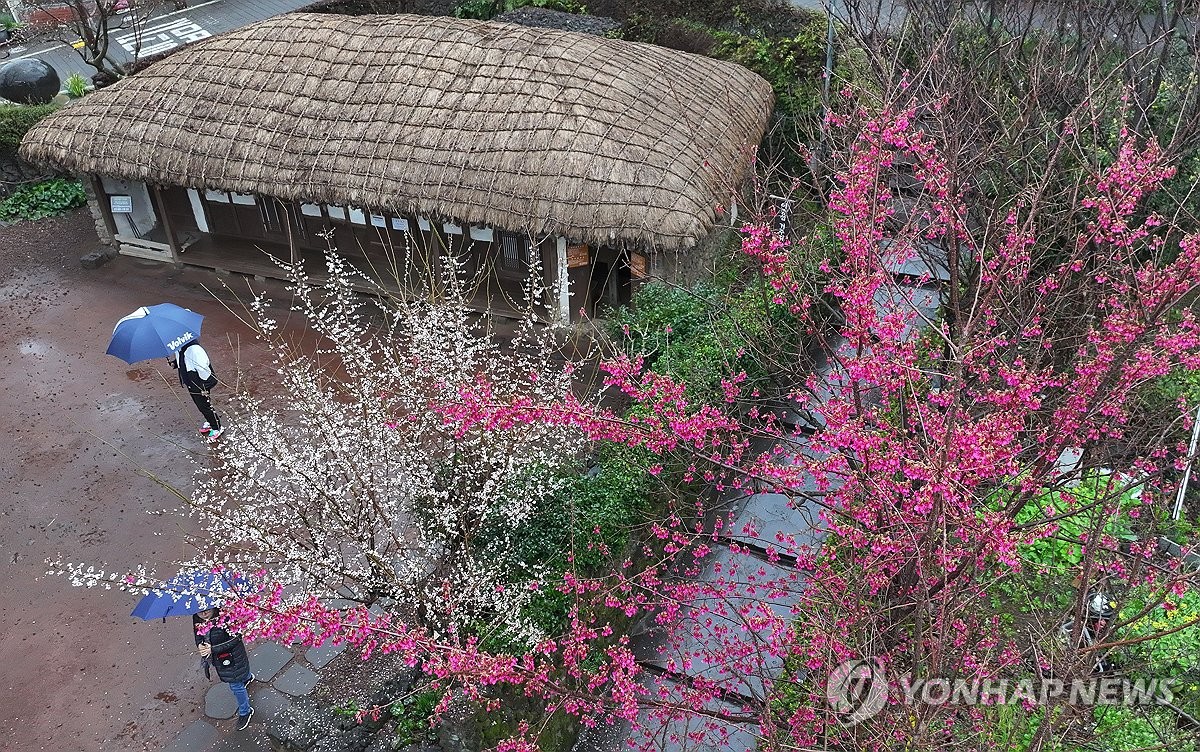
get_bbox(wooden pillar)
[555,236,571,326]
[281,200,299,266]
[151,184,182,263]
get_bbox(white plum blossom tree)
[60,251,590,643]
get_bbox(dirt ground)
[0,209,299,751]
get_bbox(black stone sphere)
[0,59,61,105]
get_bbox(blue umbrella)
[106,303,204,364]
[131,571,243,620]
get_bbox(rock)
[0,59,61,104]
[81,250,113,269]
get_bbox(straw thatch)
[20,13,774,250]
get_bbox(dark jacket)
[194,610,251,684]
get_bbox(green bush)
[708,24,827,123]
[1009,473,1141,578]
[608,279,796,405]
[513,446,652,576]
[0,178,87,221]
[454,0,585,20]
[0,103,61,156]
[390,689,439,746]
[1091,706,1198,752]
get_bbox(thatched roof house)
[21,12,774,321]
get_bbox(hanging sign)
[110,195,133,214]
[567,243,590,268]
[630,251,649,279]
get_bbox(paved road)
[6,0,313,80]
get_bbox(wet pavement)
[0,210,313,750]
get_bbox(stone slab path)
[165,638,346,749]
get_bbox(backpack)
[178,342,218,391]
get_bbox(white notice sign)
[110,195,133,213]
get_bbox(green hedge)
[0,103,60,156]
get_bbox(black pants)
[188,389,221,430]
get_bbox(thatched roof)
[20,13,774,250]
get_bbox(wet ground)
[0,209,296,751]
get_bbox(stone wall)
[0,153,55,200]
[650,223,740,289]
[80,176,115,246]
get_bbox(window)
[258,197,283,233]
[497,231,530,276]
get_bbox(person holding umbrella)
[107,303,224,441]
[169,338,223,440]
[195,606,255,729]
[131,572,255,729]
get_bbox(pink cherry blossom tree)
[59,90,1200,752]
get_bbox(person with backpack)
[194,607,255,729]
[170,339,223,440]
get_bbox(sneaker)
[198,422,211,434]
[246,673,256,687]
[205,427,224,442]
[237,707,254,730]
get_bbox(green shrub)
[0,103,61,156]
[513,445,652,576]
[1120,586,1200,695]
[454,0,585,20]
[390,689,439,746]
[0,178,87,222]
[1091,706,1198,752]
[708,25,827,123]
[1010,473,1141,578]
[609,279,797,405]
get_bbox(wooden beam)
[150,185,182,263]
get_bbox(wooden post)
[555,236,571,326]
[150,184,182,263]
[281,200,299,266]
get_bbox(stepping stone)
[250,687,293,722]
[248,641,293,682]
[305,641,346,669]
[161,720,219,751]
[274,663,320,696]
[205,683,239,719]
